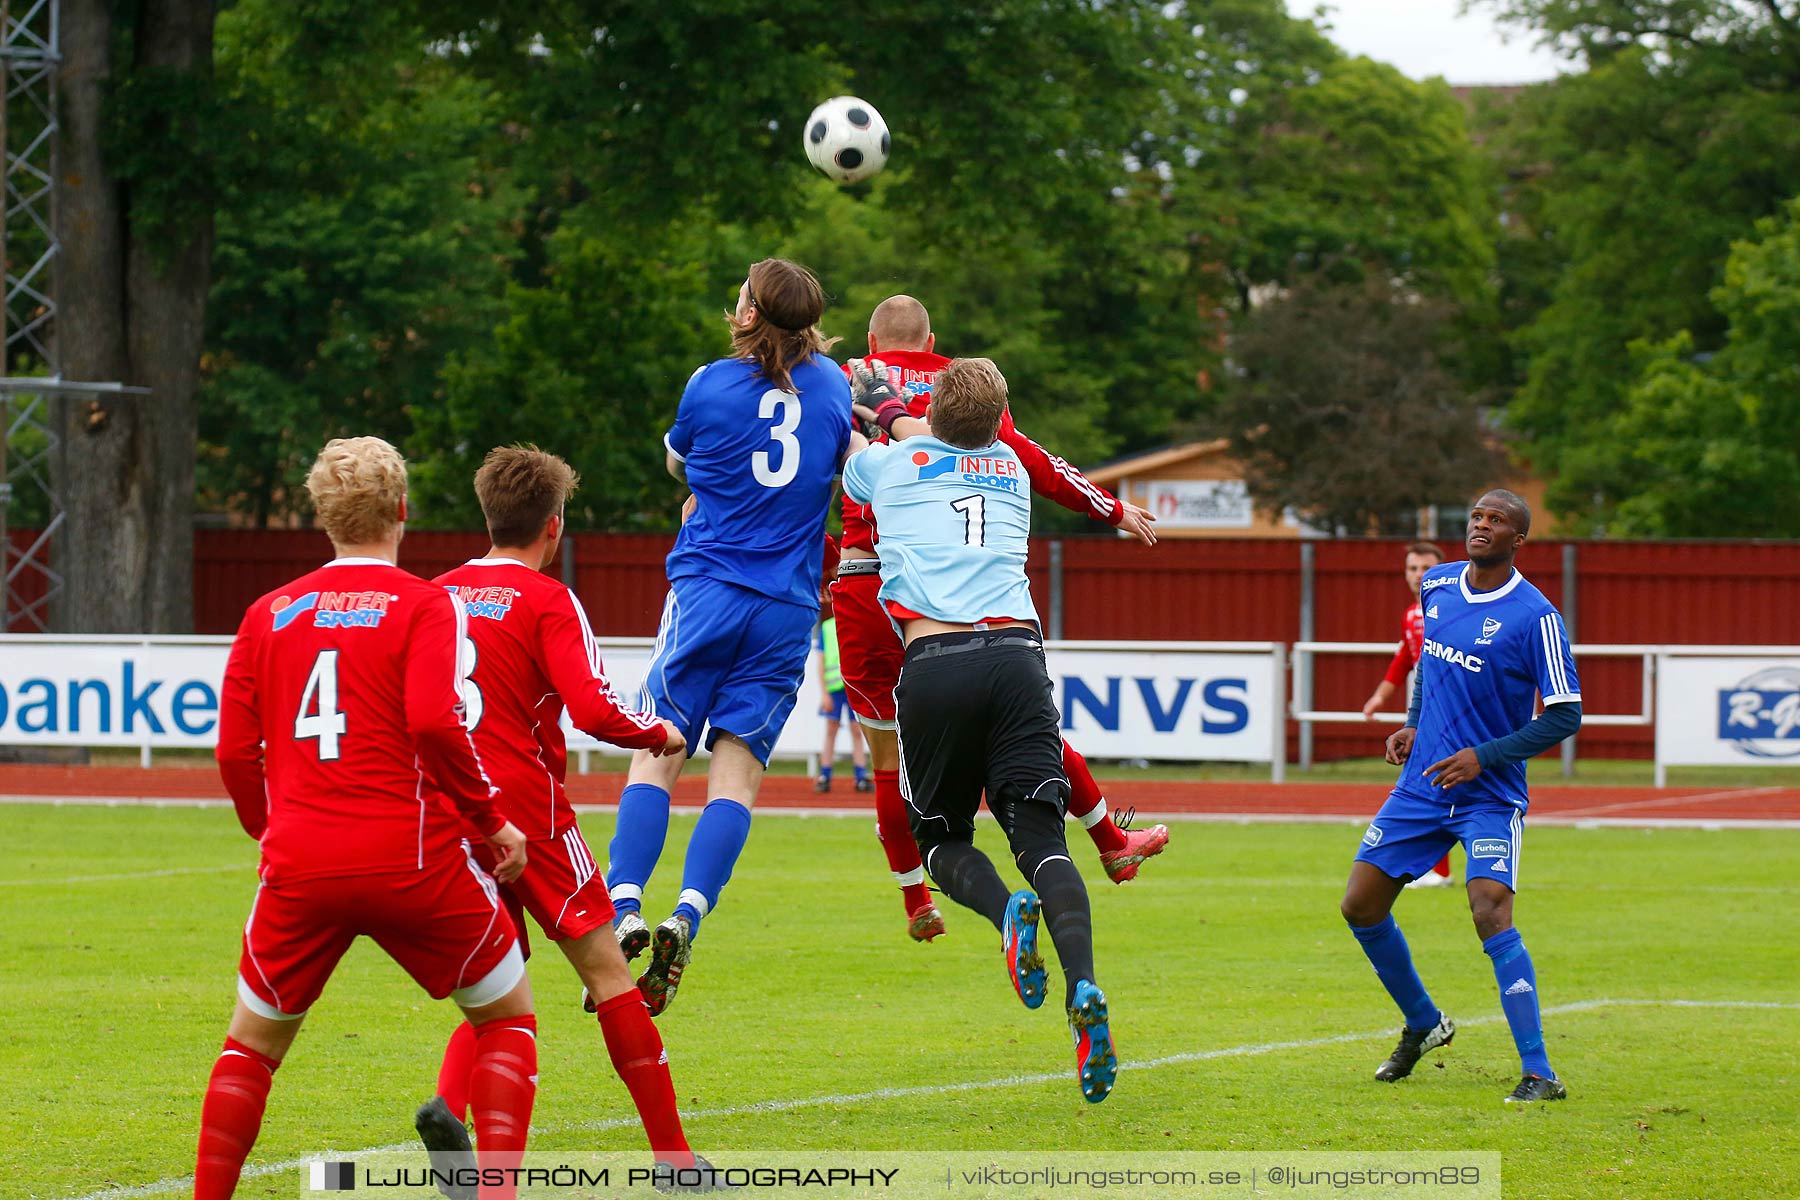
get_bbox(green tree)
[1554,197,1800,535]
[198,0,1504,537]
[404,0,1221,525]
[1477,0,1800,526]
[408,217,759,529]
[1210,272,1504,534]
[201,5,523,524]
[1193,53,1497,309]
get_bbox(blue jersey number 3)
[753,389,801,487]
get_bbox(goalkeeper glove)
[849,359,910,437]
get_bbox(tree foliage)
[187,0,1505,536]
[202,10,522,524]
[1478,0,1800,530]
[1211,273,1504,534]
[1553,198,1800,535]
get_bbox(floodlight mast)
[0,0,145,632]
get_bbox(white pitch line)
[1547,785,1785,819]
[12,794,1800,830]
[0,863,256,888]
[53,997,1800,1200]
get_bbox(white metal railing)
[1290,641,1658,775]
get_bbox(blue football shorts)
[1354,788,1526,891]
[639,575,815,765]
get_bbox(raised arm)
[997,412,1157,545]
[540,590,681,754]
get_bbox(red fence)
[0,526,54,630]
[192,530,676,637]
[1045,537,1800,760]
[59,529,1800,762]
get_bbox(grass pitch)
[7,803,1797,1200]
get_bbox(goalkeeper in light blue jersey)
[1340,489,1583,1105]
[842,357,1118,1105]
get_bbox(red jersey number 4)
[294,650,349,761]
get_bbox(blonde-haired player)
[202,437,537,1199]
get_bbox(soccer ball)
[802,96,890,184]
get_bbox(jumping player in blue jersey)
[604,258,861,1015]
[842,356,1117,1105]
[1340,490,1582,1104]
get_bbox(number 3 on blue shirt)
[754,390,801,487]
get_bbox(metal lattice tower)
[0,0,61,632]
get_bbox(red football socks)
[435,1019,479,1122]
[592,988,692,1164]
[194,1036,280,1200]
[469,1014,537,1198]
[1064,743,1128,854]
[873,768,931,913]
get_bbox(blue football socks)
[1350,915,1441,1032]
[673,798,753,941]
[606,783,671,917]
[1484,927,1554,1078]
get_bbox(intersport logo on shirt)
[448,585,519,621]
[271,590,394,631]
[910,450,1021,492]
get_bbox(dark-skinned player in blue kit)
[1339,489,1582,1104]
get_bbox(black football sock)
[922,841,1012,930]
[1029,856,1096,1009]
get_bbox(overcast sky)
[1295,0,1571,85]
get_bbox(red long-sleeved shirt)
[434,558,667,840]
[839,349,1123,552]
[216,558,505,884]
[1381,600,1427,687]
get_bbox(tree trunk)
[54,0,212,634]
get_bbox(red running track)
[4,765,1797,824]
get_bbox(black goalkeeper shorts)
[894,628,1070,845]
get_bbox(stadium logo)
[309,1161,355,1191]
[1719,665,1800,760]
[1061,674,1250,736]
[1421,576,1457,591]
[270,592,320,632]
